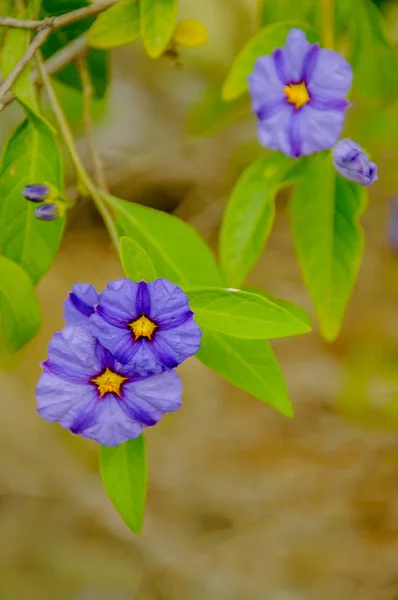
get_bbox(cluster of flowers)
[249,28,378,186]
[23,184,63,220]
[36,278,202,446]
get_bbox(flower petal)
[63,283,99,326]
[136,281,151,315]
[288,104,345,155]
[96,279,139,326]
[248,55,285,114]
[81,394,143,446]
[307,47,353,96]
[257,103,295,155]
[153,319,202,368]
[278,28,312,83]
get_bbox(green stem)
[36,55,120,253]
[322,0,334,49]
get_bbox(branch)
[0,34,88,110]
[0,0,122,30]
[77,54,108,192]
[0,26,51,108]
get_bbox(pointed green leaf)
[140,0,178,58]
[198,328,293,417]
[289,152,367,341]
[120,236,157,281]
[222,21,315,101]
[0,119,64,284]
[352,0,398,105]
[187,287,311,339]
[105,194,223,287]
[100,436,147,535]
[0,256,41,359]
[220,153,296,287]
[87,0,140,49]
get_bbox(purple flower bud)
[34,203,58,221]
[22,184,50,202]
[332,139,378,187]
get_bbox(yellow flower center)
[283,82,310,110]
[129,315,157,341]
[91,368,128,398]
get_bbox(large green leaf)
[41,0,109,98]
[0,119,64,284]
[100,436,147,535]
[220,153,296,287]
[140,0,178,58]
[0,256,41,359]
[105,194,223,287]
[120,236,157,281]
[352,0,398,105]
[198,328,293,417]
[87,0,140,49]
[222,21,315,101]
[187,287,311,339]
[289,152,367,341]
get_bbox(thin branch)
[0,0,121,30]
[0,26,52,108]
[0,34,88,110]
[77,55,108,192]
[36,54,120,252]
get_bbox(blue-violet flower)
[64,283,99,326]
[36,325,183,446]
[332,138,378,186]
[248,28,353,158]
[90,278,202,374]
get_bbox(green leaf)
[198,328,293,417]
[222,21,315,101]
[100,436,147,535]
[0,256,41,358]
[41,0,109,98]
[352,0,398,105]
[0,119,64,284]
[105,194,223,287]
[140,0,178,58]
[187,287,311,339]
[120,236,157,281]
[258,0,314,26]
[87,0,140,49]
[220,153,296,287]
[289,152,367,341]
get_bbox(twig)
[0,26,51,108]
[77,55,108,192]
[0,0,121,30]
[36,54,120,252]
[0,34,88,110]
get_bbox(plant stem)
[322,0,334,49]
[36,55,120,252]
[77,55,108,192]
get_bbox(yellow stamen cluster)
[129,315,158,341]
[283,81,310,110]
[91,368,128,398]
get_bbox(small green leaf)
[198,328,293,417]
[140,0,178,58]
[352,0,398,105]
[0,256,41,358]
[187,287,311,339]
[105,194,223,287]
[222,21,315,101]
[290,152,367,341]
[100,436,147,535]
[0,119,64,284]
[41,0,109,98]
[220,153,296,287]
[87,0,140,49]
[120,236,157,281]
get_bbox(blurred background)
[2,0,398,598]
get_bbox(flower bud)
[34,203,58,221]
[173,19,208,48]
[332,139,378,187]
[22,184,50,203]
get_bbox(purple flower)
[248,28,352,158]
[23,184,49,202]
[36,325,183,446]
[90,278,202,374]
[34,203,58,221]
[332,139,378,186]
[64,283,99,326]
